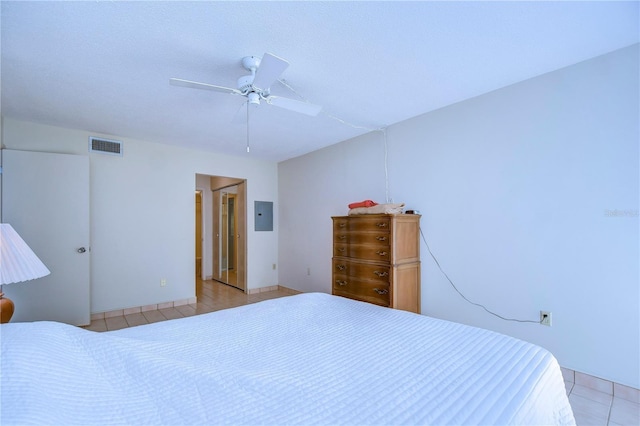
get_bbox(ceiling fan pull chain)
[246,101,250,153]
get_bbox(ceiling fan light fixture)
[247,92,260,106]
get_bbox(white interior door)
[1,149,90,325]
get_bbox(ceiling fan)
[170,53,322,119]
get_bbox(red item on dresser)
[348,200,378,209]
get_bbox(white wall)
[1,118,279,313]
[278,45,639,388]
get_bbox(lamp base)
[0,293,15,323]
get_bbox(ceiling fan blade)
[266,96,322,116]
[252,53,289,91]
[169,78,242,95]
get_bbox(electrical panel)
[255,201,273,231]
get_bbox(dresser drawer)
[332,259,390,282]
[332,276,390,307]
[333,232,390,245]
[333,216,390,233]
[333,244,391,262]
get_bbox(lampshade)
[0,223,50,285]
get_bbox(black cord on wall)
[420,227,542,324]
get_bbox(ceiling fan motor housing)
[237,75,254,93]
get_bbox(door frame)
[206,176,246,292]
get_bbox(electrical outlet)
[307,267,311,276]
[540,311,552,326]
[272,263,276,270]
[160,278,167,287]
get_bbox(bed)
[1,293,575,425]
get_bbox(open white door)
[1,149,90,325]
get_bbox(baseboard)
[247,285,302,295]
[561,367,639,402]
[91,296,199,320]
[92,285,301,319]
[246,285,279,294]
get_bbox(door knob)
[77,247,87,253]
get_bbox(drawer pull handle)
[338,223,346,228]
[336,280,348,286]
[336,264,346,271]
[373,288,389,295]
[338,247,346,253]
[376,236,387,241]
[376,222,387,228]
[376,251,387,256]
[338,235,347,240]
[373,271,389,277]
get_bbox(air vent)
[89,137,123,156]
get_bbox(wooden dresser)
[331,214,421,313]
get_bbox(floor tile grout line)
[604,389,613,426]
[567,381,640,426]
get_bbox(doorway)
[195,174,246,292]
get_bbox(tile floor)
[83,279,295,332]
[563,369,640,426]
[83,280,640,426]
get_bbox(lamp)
[0,223,51,323]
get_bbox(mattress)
[0,293,575,425]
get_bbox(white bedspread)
[1,293,575,425]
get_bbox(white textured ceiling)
[1,1,638,162]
